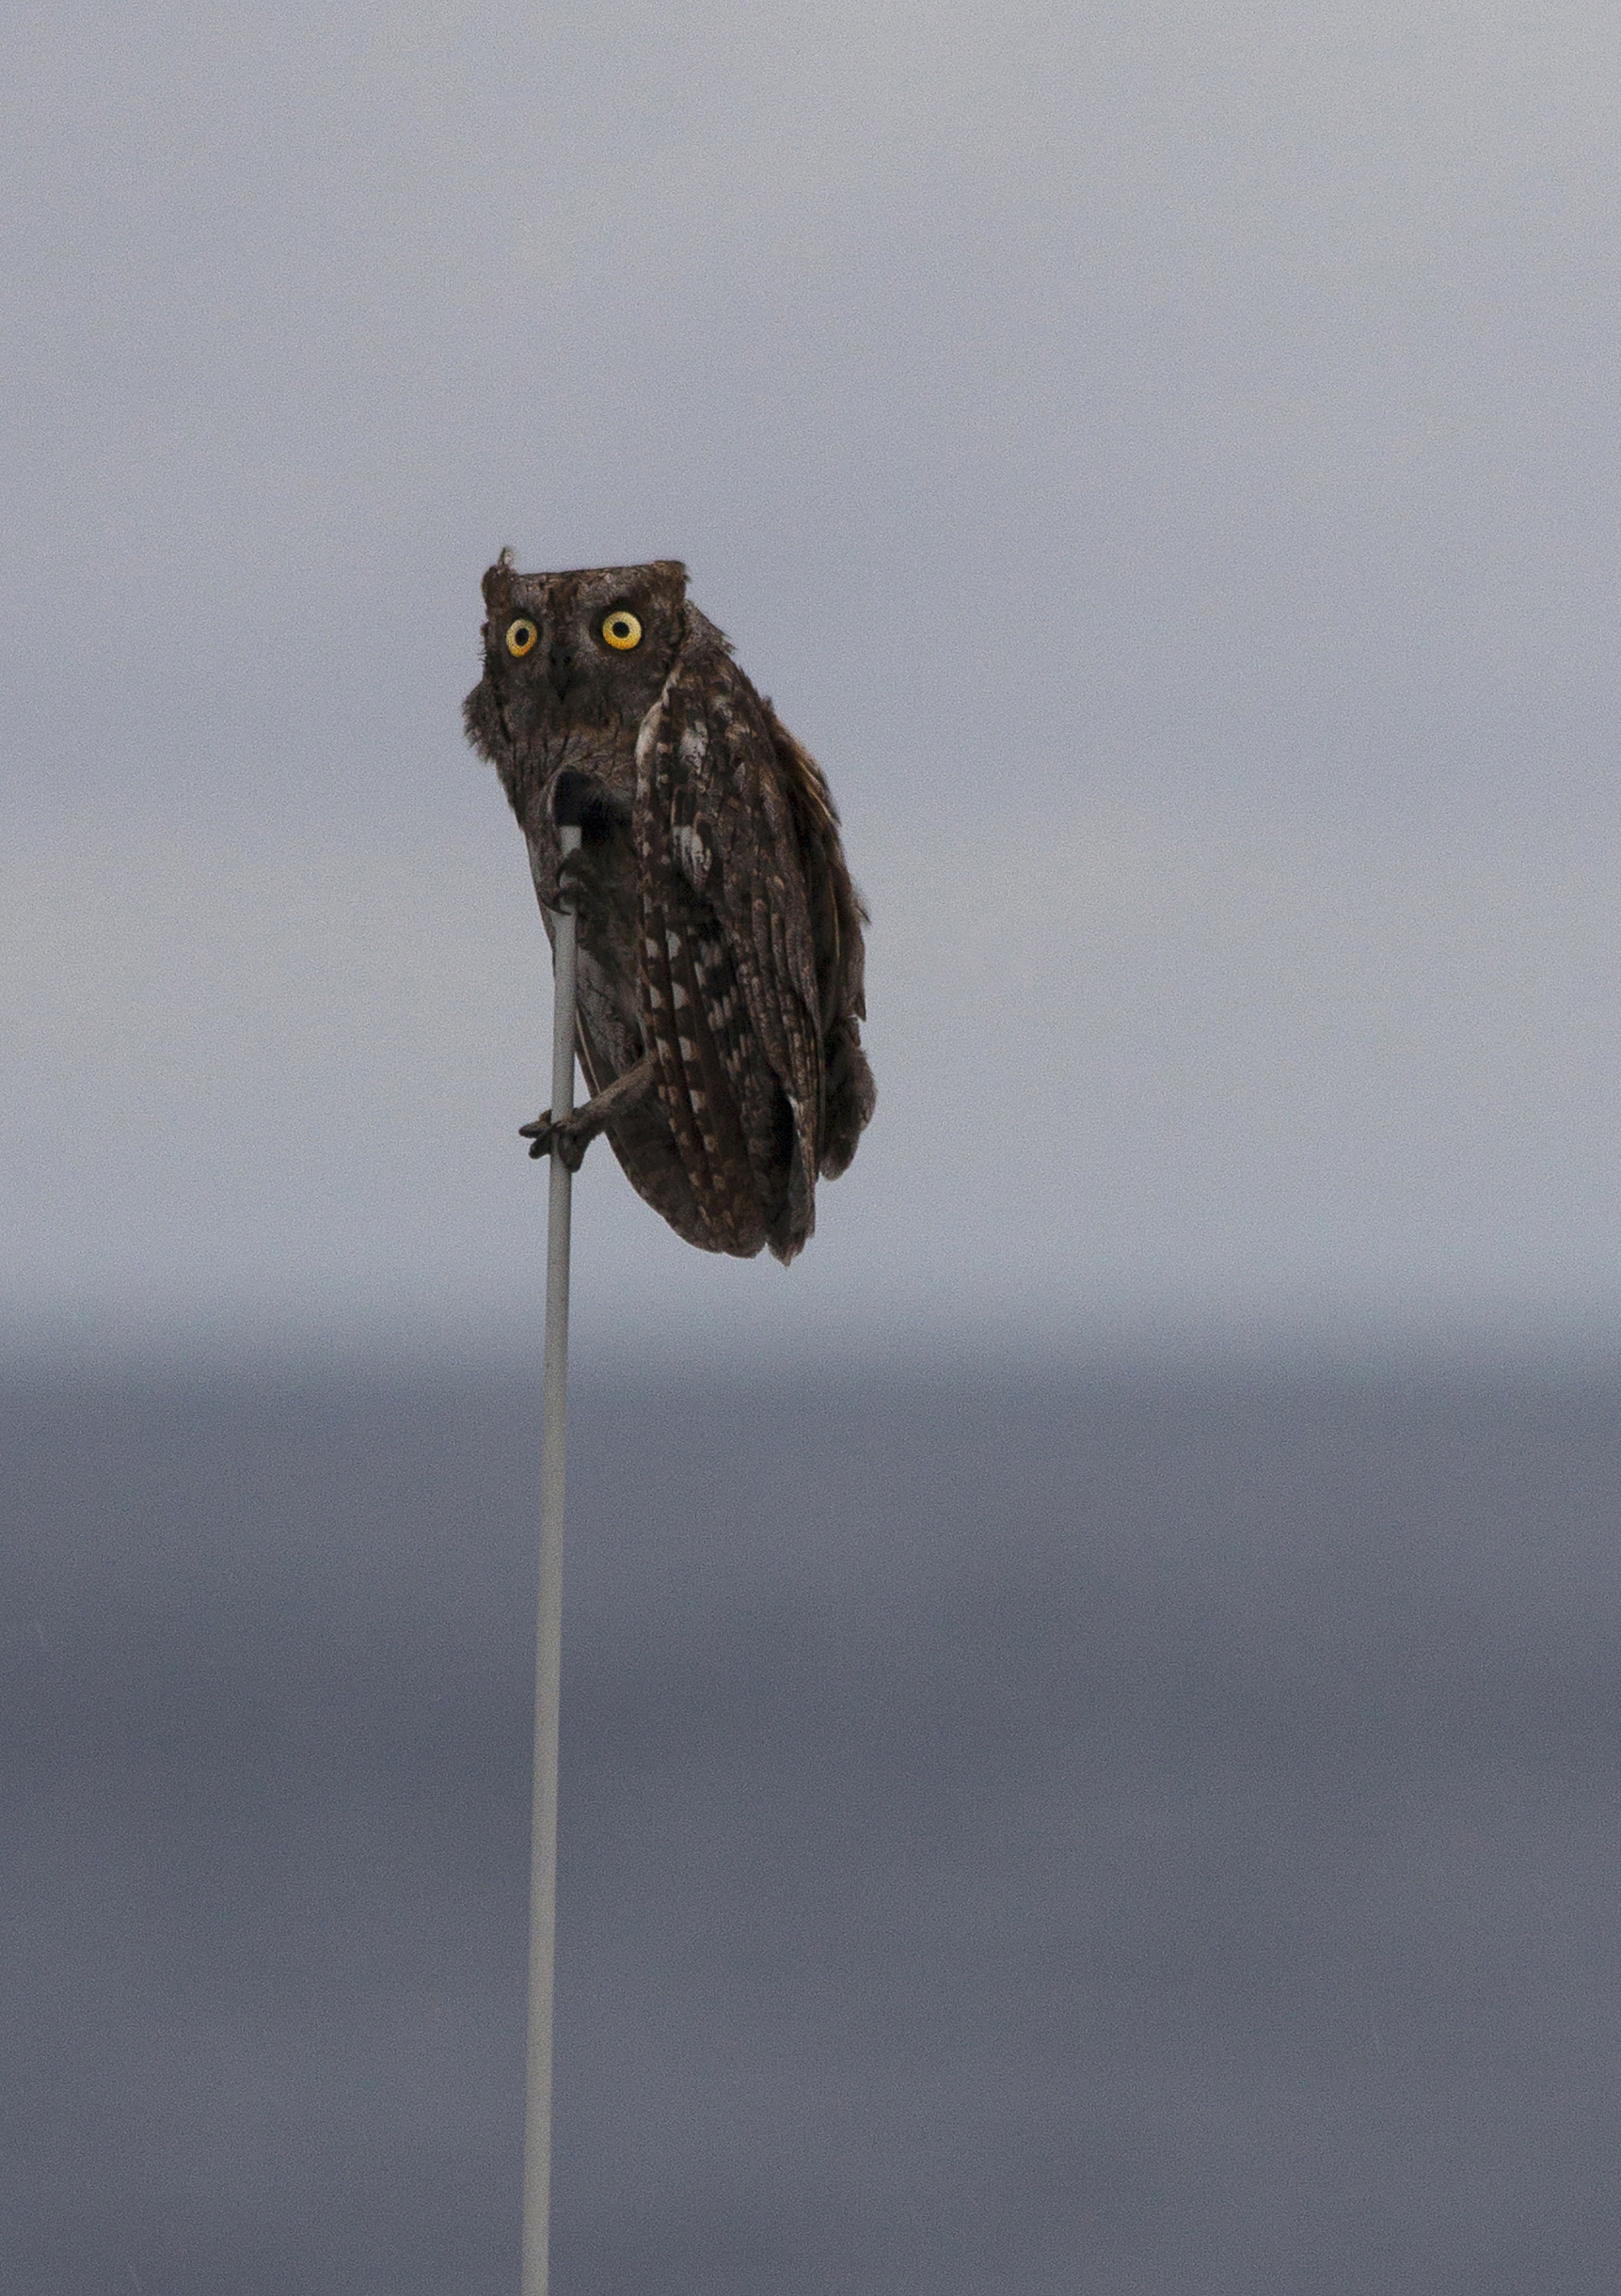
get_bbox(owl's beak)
[547,640,577,705]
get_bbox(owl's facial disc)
[466,559,687,774]
[474,560,688,743]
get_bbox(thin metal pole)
[521,815,581,2296]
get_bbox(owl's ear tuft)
[482,551,517,609]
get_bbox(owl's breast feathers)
[629,614,873,1263]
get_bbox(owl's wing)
[633,634,825,1261]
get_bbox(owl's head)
[464,553,689,764]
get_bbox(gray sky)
[6,0,1621,1366]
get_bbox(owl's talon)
[519,1058,657,1173]
[555,849,591,917]
[519,1111,591,1170]
[555,846,636,941]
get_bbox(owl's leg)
[520,1056,657,1170]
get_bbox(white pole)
[520,812,582,2296]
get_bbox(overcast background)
[7,0,1621,1367]
[9,5,1621,2291]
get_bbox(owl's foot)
[520,1055,657,1168]
[555,844,638,945]
[519,1110,593,1170]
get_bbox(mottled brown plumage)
[463,554,875,1262]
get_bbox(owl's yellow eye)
[505,617,538,658]
[601,609,642,650]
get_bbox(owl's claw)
[555,846,636,942]
[520,1111,591,1170]
[519,1057,659,1171]
[554,848,593,918]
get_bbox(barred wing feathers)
[634,632,825,1263]
[763,705,876,1180]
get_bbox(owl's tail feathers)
[768,1130,816,1266]
[818,1020,876,1183]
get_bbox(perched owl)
[464,555,875,1264]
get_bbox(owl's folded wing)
[633,638,825,1259]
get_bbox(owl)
[463,555,875,1263]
